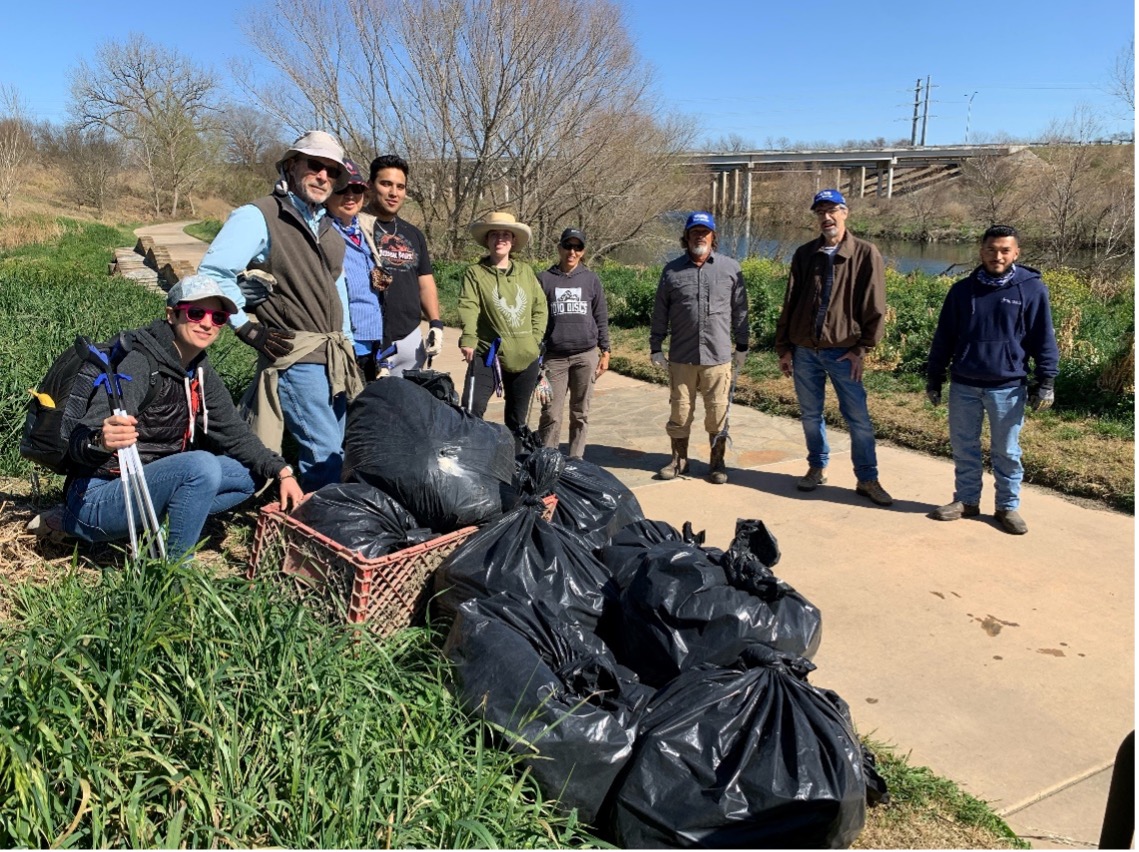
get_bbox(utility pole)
[965,91,978,144]
[910,78,922,146]
[920,75,933,146]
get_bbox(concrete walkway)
[136,223,1134,847]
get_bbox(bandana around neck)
[976,264,1016,287]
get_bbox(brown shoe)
[797,466,827,491]
[995,509,1028,535]
[657,437,690,480]
[856,479,894,506]
[707,435,728,485]
[929,501,981,521]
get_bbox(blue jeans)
[948,382,1026,510]
[277,362,348,490]
[792,346,879,481]
[63,451,257,558]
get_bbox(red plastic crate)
[248,494,557,637]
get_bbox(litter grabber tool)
[485,337,504,398]
[76,337,166,561]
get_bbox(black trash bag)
[597,519,691,591]
[613,538,822,687]
[433,490,617,632]
[342,377,516,531]
[720,518,781,589]
[291,482,434,559]
[444,592,652,826]
[400,369,460,407]
[608,644,870,849]
[549,457,645,550]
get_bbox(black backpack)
[20,335,159,475]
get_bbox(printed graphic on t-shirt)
[376,232,418,271]
[553,287,588,316]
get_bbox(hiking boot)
[26,506,71,544]
[797,466,827,491]
[657,437,690,480]
[929,500,980,521]
[707,436,728,485]
[995,508,1028,535]
[856,479,894,506]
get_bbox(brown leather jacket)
[775,231,886,358]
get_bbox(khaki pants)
[665,361,733,440]
[539,349,599,459]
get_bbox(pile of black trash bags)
[291,377,888,848]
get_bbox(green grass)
[0,559,603,848]
[184,220,223,243]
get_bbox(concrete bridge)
[683,144,1030,222]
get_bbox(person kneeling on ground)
[40,275,303,559]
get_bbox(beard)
[690,243,710,257]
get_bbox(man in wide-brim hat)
[457,211,546,447]
[196,129,362,492]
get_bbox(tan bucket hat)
[276,130,349,190]
[469,211,532,252]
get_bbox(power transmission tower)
[910,78,922,146]
[920,75,936,146]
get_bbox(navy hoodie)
[927,264,1059,389]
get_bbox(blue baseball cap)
[811,189,847,209]
[684,211,716,232]
[167,274,239,314]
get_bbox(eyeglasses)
[335,185,367,196]
[561,242,585,252]
[175,305,230,325]
[305,157,343,181]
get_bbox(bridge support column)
[886,160,895,198]
[743,168,752,250]
[858,166,866,198]
[710,176,717,216]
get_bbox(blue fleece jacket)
[926,264,1059,389]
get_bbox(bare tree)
[242,0,693,257]
[41,123,125,214]
[1105,39,1135,112]
[70,34,219,216]
[959,154,1023,226]
[0,86,35,216]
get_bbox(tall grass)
[0,559,601,848]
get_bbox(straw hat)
[469,211,532,252]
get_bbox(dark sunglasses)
[561,242,585,252]
[335,184,367,196]
[175,305,231,325]
[305,157,343,181]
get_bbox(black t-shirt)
[372,216,433,345]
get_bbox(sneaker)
[797,466,827,491]
[929,500,980,521]
[26,506,71,544]
[995,509,1028,535]
[856,479,894,506]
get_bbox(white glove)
[733,350,747,370]
[425,325,444,357]
[650,351,668,369]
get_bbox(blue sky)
[2,0,1133,149]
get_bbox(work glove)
[235,321,295,361]
[535,367,553,407]
[650,351,667,369]
[1028,382,1055,412]
[425,322,444,357]
[925,384,942,406]
[733,350,747,370]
